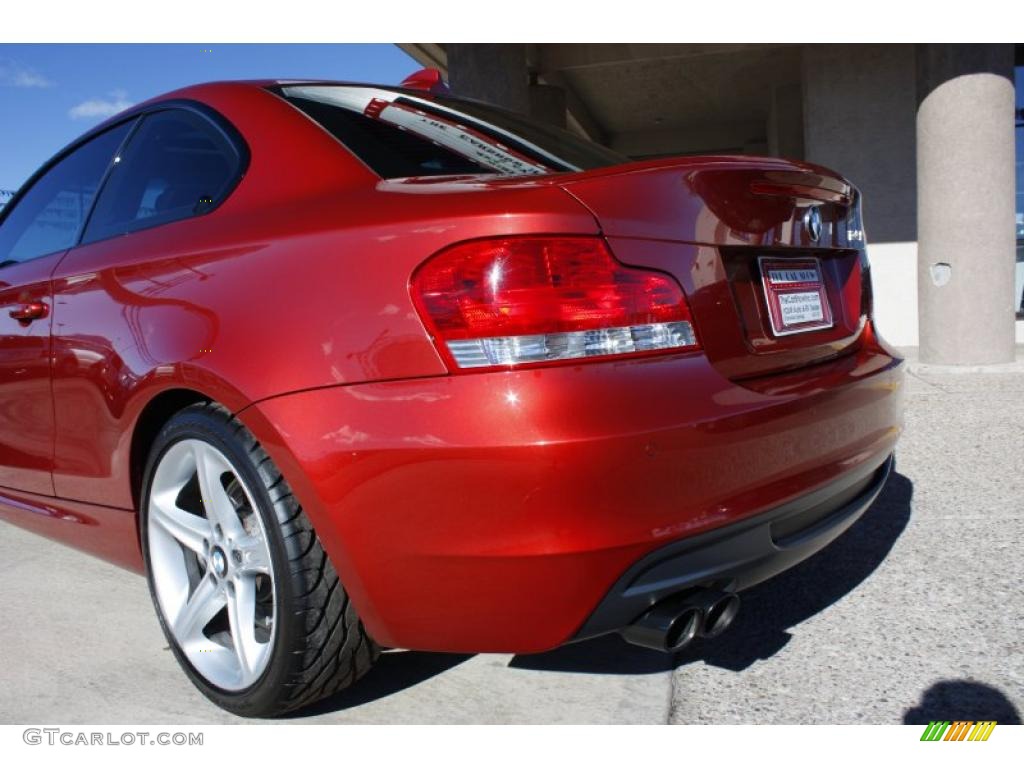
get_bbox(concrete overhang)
[399,43,802,156]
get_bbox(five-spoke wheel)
[141,403,378,716]
[147,438,276,691]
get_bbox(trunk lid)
[558,156,869,380]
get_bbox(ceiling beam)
[534,43,790,75]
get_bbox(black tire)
[140,401,379,717]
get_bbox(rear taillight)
[411,237,700,371]
[846,191,867,248]
[847,192,873,319]
[859,250,874,319]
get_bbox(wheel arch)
[128,387,212,511]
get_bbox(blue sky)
[0,44,417,191]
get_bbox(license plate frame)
[758,256,834,337]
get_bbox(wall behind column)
[803,44,917,242]
[803,44,919,346]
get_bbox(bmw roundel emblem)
[804,206,823,242]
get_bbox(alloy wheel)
[147,439,276,691]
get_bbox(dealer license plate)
[759,258,834,336]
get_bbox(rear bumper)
[242,336,904,654]
[575,451,893,640]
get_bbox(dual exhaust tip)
[621,589,741,653]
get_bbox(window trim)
[0,117,138,266]
[0,99,251,264]
[78,100,251,247]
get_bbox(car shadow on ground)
[511,470,915,676]
[290,470,913,716]
[904,680,1022,725]
[283,650,475,717]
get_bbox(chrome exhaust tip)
[696,591,741,638]
[621,601,702,653]
[620,589,741,652]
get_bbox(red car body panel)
[244,336,901,652]
[0,80,905,654]
[0,484,141,571]
[45,83,599,508]
[0,253,60,496]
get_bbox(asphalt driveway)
[1,355,1021,724]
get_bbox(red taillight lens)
[411,237,700,370]
[859,250,874,319]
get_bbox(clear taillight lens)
[859,250,874,319]
[411,237,700,371]
[846,192,873,318]
[846,191,866,247]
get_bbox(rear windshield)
[275,84,628,179]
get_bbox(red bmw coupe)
[0,70,903,716]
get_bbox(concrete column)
[447,44,530,115]
[917,44,1016,364]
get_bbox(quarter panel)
[47,85,600,509]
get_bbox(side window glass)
[84,109,241,243]
[0,122,131,266]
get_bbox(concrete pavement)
[668,362,1024,724]
[1,358,1021,724]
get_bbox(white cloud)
[69,89,133,121]
[0,60,54,88]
